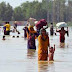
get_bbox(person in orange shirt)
[38,28,50,61]
[48,45,55,61]
[4,22,10,35]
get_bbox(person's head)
[14,27,16,29]
[3,36,5,39]
[49,47,53,53]
[5,22,8,24]
[7,22,9,24]
[51,23,53,25]
[14,21,17,24]
[25,27,28,30]
[25,27,27,28]
[18,31,20,34]
[12,36,15,38]
[61,27,64,30]
[17,36,19,38]
[40,28,46,35]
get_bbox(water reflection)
[0,26,72,72]
[38,61,48,72]
[27,49,36,58]
[60,43,65,48]
[38,61,55,72]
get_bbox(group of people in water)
[1,18,69,61]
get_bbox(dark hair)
[51,23,53,25]
[5,21,9,24]
[17,36,19,38]
[3,36,5,38]
[50,47,53,49]
[40,28,46,35]
[7,22,9,24]
[12,36,15,38]
[5,22,8,24]
[61,27,64,30]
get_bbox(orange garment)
[38,35,49,61]
[27,26,37,39]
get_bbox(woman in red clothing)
[56,27,69,43]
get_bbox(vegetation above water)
[0,0,72,25]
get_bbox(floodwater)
[0,26,72,72]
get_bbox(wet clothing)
[57,30,67,43]
[50,25,54,35]
[27,35,36,50]
[4,24,10,31]
[38,35,49,61]
[4,24,10,35]
[48,53,54,61]
[5,31,10,35]
[23,27,27,38]
[14,23,17,28]
[3,26,6,35]
[27,26,38,39]
[27,26,37,50]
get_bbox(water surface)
[0,26,72,72]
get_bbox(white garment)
[29,18,36,26]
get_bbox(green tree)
[0,2,7,20]
[13,6,24,21]
[0,2,13,21]
[5,3,13,21]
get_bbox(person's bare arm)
[56,28,60,32]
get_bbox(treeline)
[0,0,72,23]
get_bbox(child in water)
[48,45,55,61]
[2,36,6,40]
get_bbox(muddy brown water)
[0,26,72,72]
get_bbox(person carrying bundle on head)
[35,19,48,35]
[56,27,69,43]
[27,26,38,50]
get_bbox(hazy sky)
[0,0,42,8]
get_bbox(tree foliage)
[0,2,13,21]
[0,0,72,23]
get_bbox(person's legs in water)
[2,36,5,40]
[6,31,10,35]
[60,37,65,43]
[48,45,55,61]
[12,36,15,38]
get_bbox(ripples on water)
[0,26,72,72]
